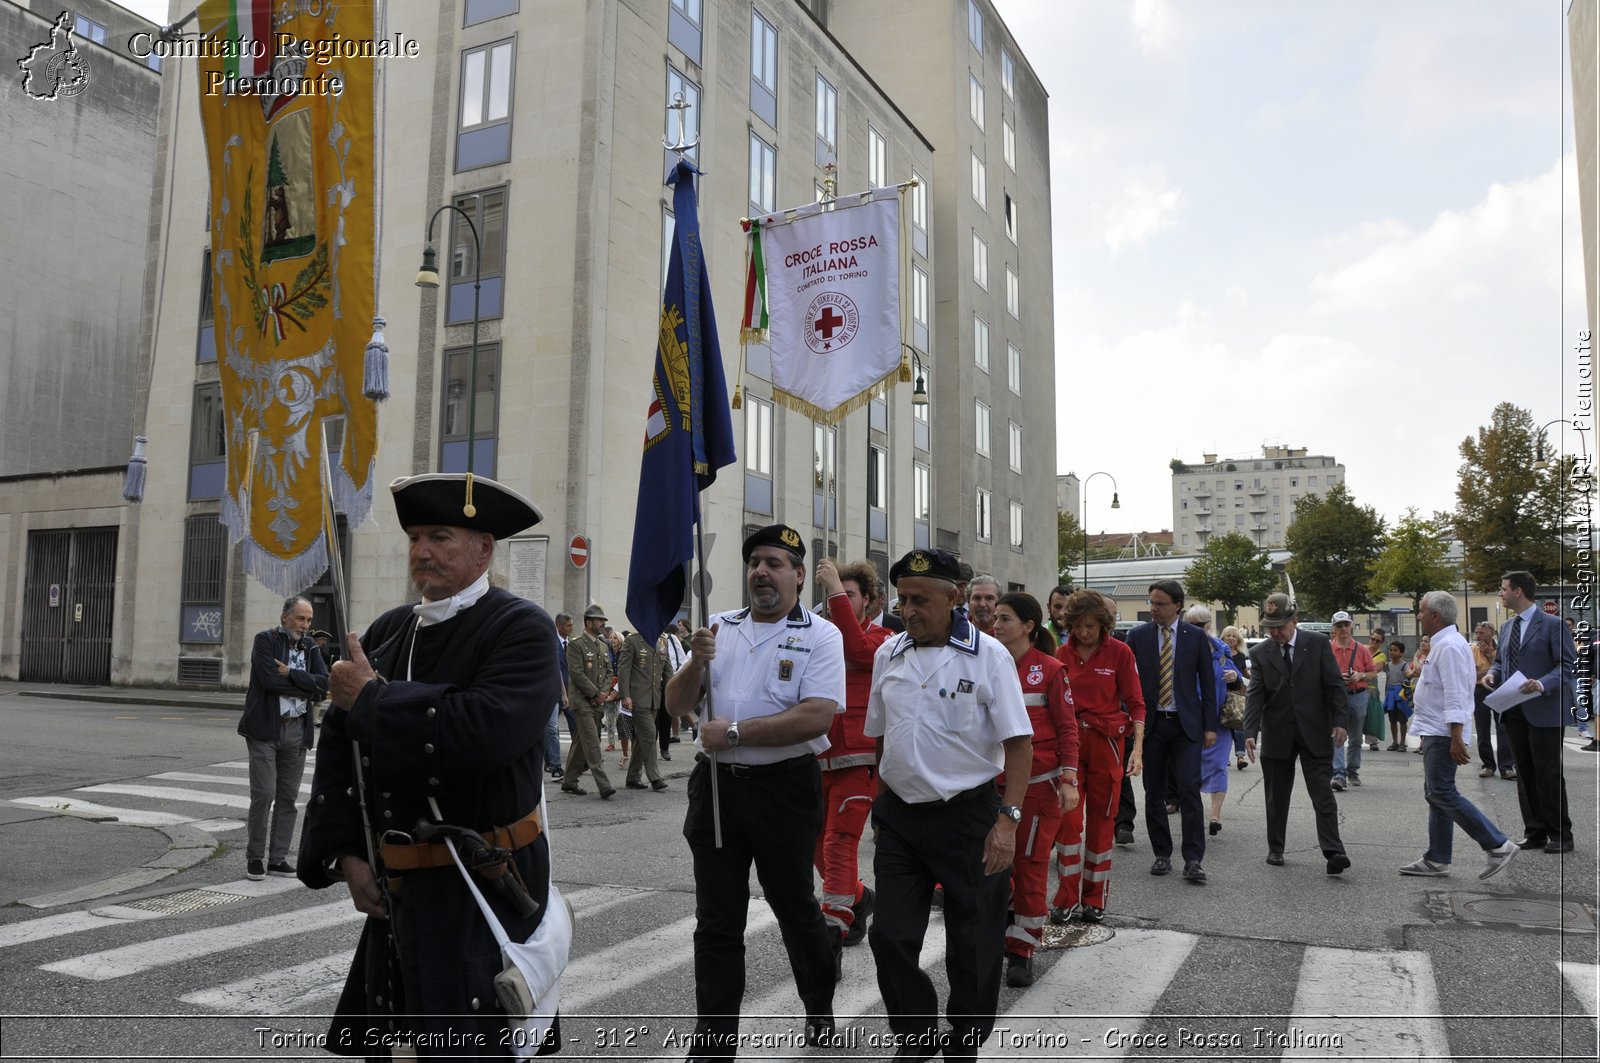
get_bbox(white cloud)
[1100,165,1183,254]
[1130,0,1179,54]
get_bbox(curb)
[18,689,244,711]
[15,813,219,909]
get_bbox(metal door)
[20,527,118,683]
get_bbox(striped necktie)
[1508,617,1522,675]
[1160,626,1174,709]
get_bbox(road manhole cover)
[117,889,245,915]
[1452,895,1596,932]
[1040,922,1115,949]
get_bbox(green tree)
[1284,482,1386,618]
[1184,532,1279,626]
[1369,508,1459,619]
[266,135,287,188]
[1453,402,1565,588]
[1056,510,1084,588]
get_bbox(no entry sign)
[568,535,590,569]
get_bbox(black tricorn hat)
[390,473,541,539]
[889,548,961,585]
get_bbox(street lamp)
[416,195,482,475]
[1081,470,1120,588]
[910,350,929,409]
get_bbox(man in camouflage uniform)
[619,629,669,791]
[561,604,617,800]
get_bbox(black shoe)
[1150,857,1172,876]
[845,887,874,946]
[600,788,617,800]
[1348,774,1362,787]
[560,784,588,796]
[652,779,669,791]
[831,930,844,983]
[626,781,649,790]
[1005,953,1036,988]
[1182,860,1206,883]
[1331,777,1346,792]
[1165,801,1179,815]
[1115,827,1134,846]
[266,860,295,878]
[1517,835,1549,849]
[1080,905,1105,923]
[1048,904,1077,925]
[931,884,944,909]
[1236,757,1249,770]
[1501,770,1517,780]
[1209,820,1222,836]
[1266,852,1285,866]
[1545,839,1575,854]
[1326,853,1352,876]
[1582,738,1600,751]
[804,1017,836,1048]
[245,858,265,881]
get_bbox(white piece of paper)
[1484,670,1538,713]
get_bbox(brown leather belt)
[379,808,543,871]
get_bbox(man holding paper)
[1484,570,1577,854]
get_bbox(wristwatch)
[998,804,1023,822]
[726,722,742,747]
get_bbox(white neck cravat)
[413,572,490,628]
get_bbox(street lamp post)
[1081,470,1120,589]
[416,195,482,475]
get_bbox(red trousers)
[813,764,873,934]
[1006,779,1064,959]
[1052,727,1126,913]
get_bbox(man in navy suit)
[1125,580,1219,882]
[1485,570,1578,853]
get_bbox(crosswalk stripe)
[1560,961,1598,1031]
[215,756,319,769]
[10,796,233,828]
[40,900,361,980]
[75,783,252,809]
[1290,946,1449,1058]
[148,771,293,789]
[983,928,1197,1058]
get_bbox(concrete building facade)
[1170,445,1346,554]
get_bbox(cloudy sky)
[114,0,1584,537]
[992,0,1584,535]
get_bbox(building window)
[665,67,701,166]
[457,39,514,170]
[1309,475,1319,487]
[973,314,989,372]
[661,205,675,289]
[813,422,837,529]
[868,444,888,510]
[440,344,500,475]
[975,400,991,457]
[976,488,992,542]
[1006,266,1019,318]
[669,0,703,63]
[970,150,987,209]
[751,10,778,92]
[1007,342,1021,394]
[913,462,931,522]
[145,52,163,72]
[447,187,507,323]
[1004,193,1017,242]
[868,125,888,188]
[188,383,226,501]
[1003,118,1015,170]
[1008,421,1022,473]
[180,516,227,644]
[816,73,838,164]
[196,251,216,364]
[973,232,988,289]
[465,0,519,26]
[910,168,929,257]
[73,15,106,43]
[969,73,985,130]
[749,131,777,214]
[913,370,930,451]
[912,266,929,350]
[1009,500,1024,549]
[968,0,984,52]
[1002,48,1015,97]
[744,396,773,515]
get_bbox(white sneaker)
[1398,857,1449,877]
[1480,840,1518,880]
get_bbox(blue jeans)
[1420,735,1507,865]
[1332,690,1366,779]
[544,701,564,772]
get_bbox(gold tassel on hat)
[463,472,477,518]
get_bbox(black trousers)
[869,785,1008,1063]
[1141,713,1205,863]
[1260,741,1344,858]
[1501,708,1571,844]
[1474,688,1514,772]
[682,755,834,1058]
[657,706,673,753]
[1115,734,1138,833]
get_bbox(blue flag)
[625,161,737,644]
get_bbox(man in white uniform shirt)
[665,523,846,1059]
[865,548,1032,1063]
[1398,591,1519,879]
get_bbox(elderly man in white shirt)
[1398,590,1519,880]
[865,548,1032,1063]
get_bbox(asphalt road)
[0,683,1596,1061]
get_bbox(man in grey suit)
[1243,592,1352,875]
[1484,570,1577,853]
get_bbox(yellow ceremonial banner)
[195,0,380,595]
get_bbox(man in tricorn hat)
[865,547,1032,1063]
[1242,591,1352,875]
[297,472,563,1057]
[665,523,845,1057]
[561,603,619,799]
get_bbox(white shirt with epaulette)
[683,602,847,765]
[865,612,1031,803]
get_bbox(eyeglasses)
[1146,598,1175,608]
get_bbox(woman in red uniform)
[1051,589,1144,925]
[992,592,1079,987]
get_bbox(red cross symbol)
[814,306,846,342]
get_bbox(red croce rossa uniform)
[1000,647,1078,960]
